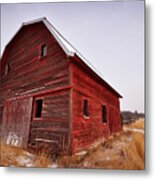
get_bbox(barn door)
[2,97,33,148]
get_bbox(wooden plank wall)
[2,97,33,148]
[29,90,71,153]
[71,61,121,153]
[0,21,121,154]
[0,22,70,124]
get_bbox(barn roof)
[2,17,122,98]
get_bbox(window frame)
[40,44,47,59]
[5,63,10,76]
[33,98,43,119]
[102,104,107,124]
[83,98,90,119]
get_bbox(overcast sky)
[0,0,144,113]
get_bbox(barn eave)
[1,17,122,98]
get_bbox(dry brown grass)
[58,130,144,170]
[0,141,52,168]
[132,132,144,162]
[124,118,145,129]
[33,151,52,168]
[0,142,25,167]
[1,119,145,169]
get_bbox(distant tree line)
[121,110,145,124]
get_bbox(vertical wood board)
[2,97,33,148]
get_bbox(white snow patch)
[123,127,144,134]
[105,156,111,161]
[84,161,89,167]
[127,137,133,142]
[43,19,75,56]
[24,151,34,158]
[75,151,87,156]
[6,132,22,146]
[49,163,58,168]
[17,154,34,167]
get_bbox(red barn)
[0,17,122,154]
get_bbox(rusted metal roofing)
[3,17,122,98]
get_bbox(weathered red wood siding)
[0,20,122,154]
[71,58,121,153]
[0,22,70,113]
[0,22,71,152]
[29,90,71,153]
[2,97,33,148]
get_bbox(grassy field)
[0,119,144,169]
[124,118,145,129]
[0,143,52,168]
[58,131,144,170]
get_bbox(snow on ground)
[16,152,35,167]
[16,156,34,167]
[123,127,144,134]
[2,122,144,169]
[6,132,23,146]
[48,163,58,168]
[75,151,87,156]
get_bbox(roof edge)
[1,17,122,98]
[22,17,46,26]
[73,54,122,98]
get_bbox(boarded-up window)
[35,99,43,118]
[5,64,10,75]
[102,105,107,123]
[83,99,89,117]
[40,44,47,58]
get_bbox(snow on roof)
[22,17,75,56]
[43,18,108,82]
[3,17,122,97]
[22,17,107,79]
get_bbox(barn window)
[35,99,43,118]
[83,99,89,117]
[102,105,107,123]
[5,64,10,75]
[40,44,47,58]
